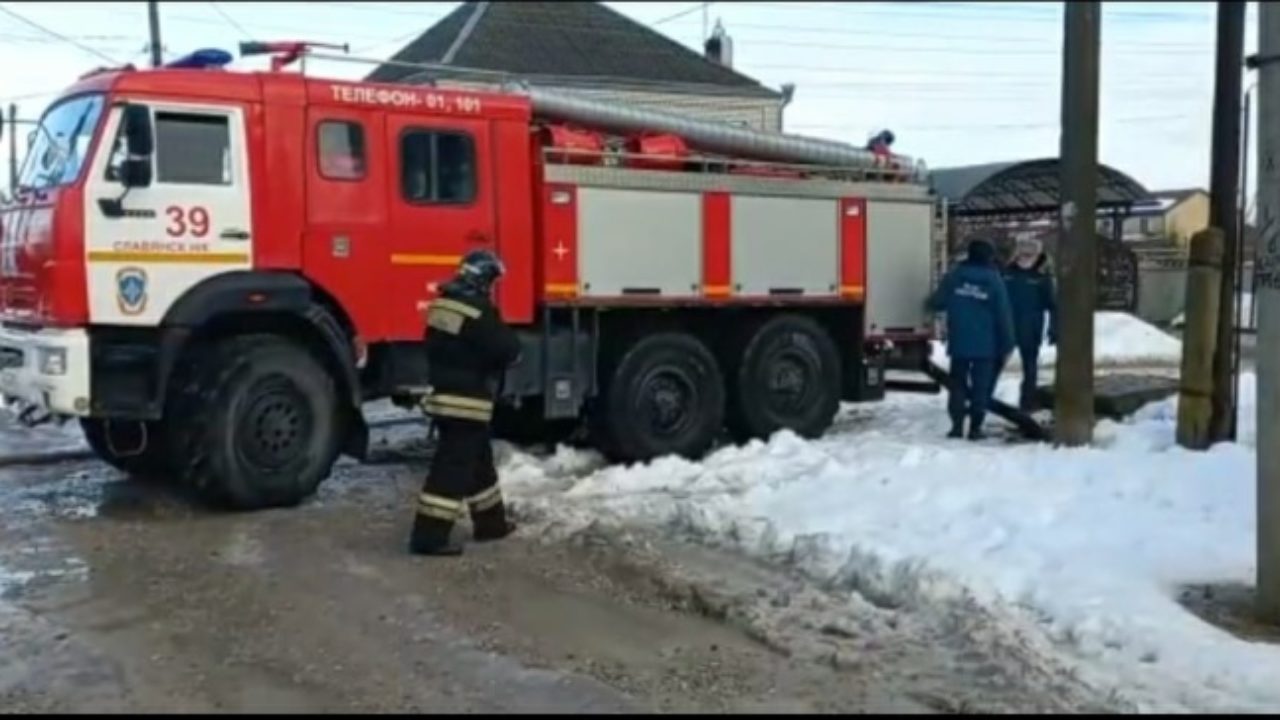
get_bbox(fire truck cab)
[0,52,937,510]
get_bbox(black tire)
[492,400,580,448]
[79,418,171,479]
[169,335,341,510]
[726,314,842,442]
[596,332,725,462]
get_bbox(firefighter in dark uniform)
[410,249,522,557]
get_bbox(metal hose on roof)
[504,82,927,180]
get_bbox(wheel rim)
[762,333,822,417]
[236,376,313,472]
[634,365,699,440]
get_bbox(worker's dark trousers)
[410,418,510,554]
[948,358,996,432]
[1017,342,1041,411]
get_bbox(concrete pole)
[147,0,163,68]
[1253,0,1280,625]
[7,104,16,194]
[1177,229,1224,450]
[1208,1,1247,443]
[1054,1,1101,447]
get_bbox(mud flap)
[341,404,370,461]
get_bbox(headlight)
[37,347,66,376]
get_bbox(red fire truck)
[0,48,937,510]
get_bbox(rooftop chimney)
[704,19,733,68]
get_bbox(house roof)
[364,1,781,99]
[1150,187,1207,203]
[1148,187,1207,207]
[931,158,1151,217]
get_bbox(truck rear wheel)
[727,315,842,441]
[171,335,341,510]
[597,332,724,462]
[79,419,171,479]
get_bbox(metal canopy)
[931,158,1151,217]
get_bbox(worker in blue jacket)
[928,237,1016,440]
[1003,237,1058,411]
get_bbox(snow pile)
[931,311,1182,370]
[0,408,86,457]
[505,375,1276,712]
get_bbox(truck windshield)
[16,93,105,193]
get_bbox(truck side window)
[155,112,231,186]
[400,130,475,204]
[317,121,366,181]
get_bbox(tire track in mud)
[530,523,1134,714]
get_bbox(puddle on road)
[0,464,112,601]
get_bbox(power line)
[0,90,59,104]
[477,16,1209,56]
[726,36,1207,56]
[208,2,254,40]
[656,17,1211,50]
[788,78,1207,91]
[164,12,395,43]
[653,3,708,26]
[790,113,1194,133]
[351,28,425,56]
[0,2,121,64]
[324,1,450,20]
[744,62,1208,81]
[743,2,1212,25]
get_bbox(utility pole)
[147,0,163,68]
[1054,1,1101,447]
[1208,1,1247,442]
[7,104,16,194]
[1252,0,1280,626]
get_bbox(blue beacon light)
[164,48,234,70]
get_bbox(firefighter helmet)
[457,249,506,293]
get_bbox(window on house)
[1144,216,1165,236]
[400,130,476,204]
[318,121,367,181]
[155,112,231,185]
[1122,217,1141,237]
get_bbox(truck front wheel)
[727,315,842,442]
[596,332,725,462]
[171,335,342,510]
[79,419,171,479]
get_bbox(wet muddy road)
[0,442,929,714]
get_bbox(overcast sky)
[0,1,1262,200]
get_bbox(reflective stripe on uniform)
[425,298,482,335]
[421,393,494,422]
[426,305,467,335]
[468,485,503,512]
[422,402,492,422]
[432,298,482,319]
[418,492,465,521]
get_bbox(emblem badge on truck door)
[116,266,149,315]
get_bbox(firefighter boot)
[409,514,464,556]
[967,422,986,442]
[410,492,466,556]
[472,506,516,542]
[469,487,516,542]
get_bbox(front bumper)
[0,325,91,422]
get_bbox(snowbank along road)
[502,310,1275,713]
